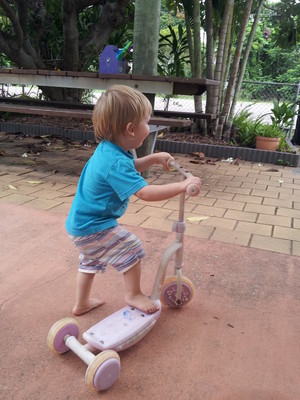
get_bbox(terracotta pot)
[255,136,280,151]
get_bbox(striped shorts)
[69,225,146,274]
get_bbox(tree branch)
[0,0,23,46]
[263,4,282,15]
[62,0,79,70]
[80,0,131,63]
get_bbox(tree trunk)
[205,0,214,80]
[133,0,161,172]
[192,0,202,106]
[215,5,234,134]
[133,0,161,76]
[228,0,264,123]
[205,0,214,132]
[61,0,79,71]
[218,0,254,139]
[185,16,194,75]
[192,0,201,80]
[207,0,233,121]
[191,0,204,132]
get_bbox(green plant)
[158,25,190,77]
[270,100,297,129]
[277,137,292,152]
[233,107,256,147]
[254,122,284,138]
[233,106,252,126]
[233,106,288,148]
[276,159,292,166]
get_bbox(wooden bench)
[0,102,192,128]
[0,101,193,157]
[0,68,220,96]
[154,109,217,123]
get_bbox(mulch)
[0,114,230,146]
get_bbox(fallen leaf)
[190,151,205,159]
[0,150,5,156]
[8,184,18,190]
[189,160,205,164]
[59,193,76,198]
[187,216,210,222]
[27,180,42,184]
[205,159,216,165]
[265,168,279,172]
[35,160,48,165]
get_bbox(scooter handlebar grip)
[186,184,200,197]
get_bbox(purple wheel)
[47,317,79,354]
[161,276,195,308]
[85,351,121,391]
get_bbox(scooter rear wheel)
[47,317,79,354]
[161,276,195,308]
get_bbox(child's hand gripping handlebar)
[168,160,201,196]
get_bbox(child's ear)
[125,122,135,136]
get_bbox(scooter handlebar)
[186,183,201,197]
[168,160,200,197]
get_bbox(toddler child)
[66,85,201,316]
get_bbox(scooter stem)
[150,241,182,301]
[168,160,200,196]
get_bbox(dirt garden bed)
[0,114,299,167]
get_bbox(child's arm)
[135,176,201,202]
[134,152,173,173]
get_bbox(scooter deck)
[83,302,161,352]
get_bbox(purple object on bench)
[99,45,127,74]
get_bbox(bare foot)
[72,298,105,316]
[124,293,159,314]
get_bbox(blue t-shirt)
[65,140,147,236]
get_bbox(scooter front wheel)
[85,350,121,391]
[161,276,195,308]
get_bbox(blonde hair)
[92,85,152,141]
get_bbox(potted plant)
[254,122,284,151]
[234,106,290,152]
[254,100,297,151]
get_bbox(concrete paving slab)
[1,132,300,255]
[1,203,299,400]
